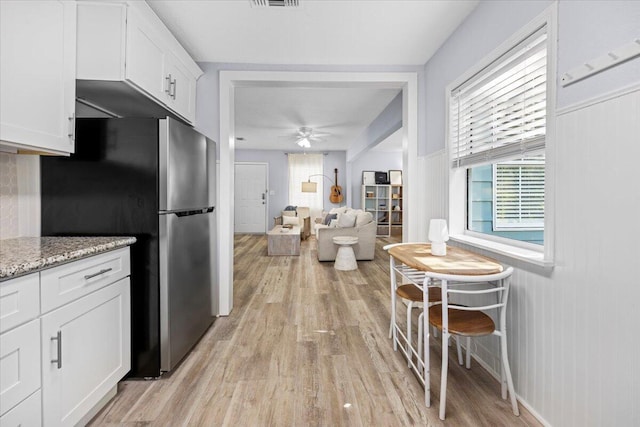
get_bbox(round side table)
[332,236,359,271]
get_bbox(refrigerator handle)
[173,207,215,217]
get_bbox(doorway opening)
[219,71,418,315]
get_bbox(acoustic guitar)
[330,168,344,204]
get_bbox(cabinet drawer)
[0,319,40,416]
[40,247,130,313]
[0,273,40,334]
[0,389,41,427]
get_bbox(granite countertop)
[0,236,137,281]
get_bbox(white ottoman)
[332,236,359,271]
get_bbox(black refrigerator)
[41,117,216,378]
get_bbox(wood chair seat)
[428,305,495,337]
[396,284,441,303]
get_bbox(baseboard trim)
[462,344,553,427]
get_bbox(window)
[449,18,552,252]
[493,159,544,231]
[288,153,323,213]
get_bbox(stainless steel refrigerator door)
[159,117,210,212]
[159,210,214,372]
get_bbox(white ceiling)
[147,0,479,151]
[147,0,478,65]
[234,86,401,151]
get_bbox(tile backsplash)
[0,152,19,239]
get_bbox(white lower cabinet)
[41,277,131,427]
[0,247,131,427]
[0,390,42,427]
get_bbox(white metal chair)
[424,267,519,420]
[384,243,445,369]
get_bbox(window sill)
[449,234,554,269]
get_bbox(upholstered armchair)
[273,206,311,240]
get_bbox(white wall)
[421,1,640,425]
[234,149,346,221]
[557,1,640,108]
[350,149,402,210]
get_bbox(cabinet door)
[41,279,131,427]
[163,53,197,123]
[0,1,76,154]
[0,390,41,427]
[0,320,40,417]
[125,9,166,102]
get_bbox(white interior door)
[234,163,268,233]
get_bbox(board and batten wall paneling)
[427,88,640,426]
[419,150,448,241]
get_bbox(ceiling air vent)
[251,0,299,8]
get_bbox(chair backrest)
[296,207,310,218]
[427,267,514,333]
[385,242,434,295]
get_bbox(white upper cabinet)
[0,1,76,155]
[163,52,198,122]
[77,1,202,124]
[124,7,167,102]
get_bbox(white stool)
[332,236,358,271]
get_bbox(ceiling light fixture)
[297,137,311,148]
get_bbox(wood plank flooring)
[89,234,541,426]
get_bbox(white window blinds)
[450,25,547,168]
[493,161,545,230]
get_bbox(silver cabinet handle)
[165,74,172,94]
[68,114,75,140]
[170,78,177,99]
[83,268,112,280]
[51,331,62,369]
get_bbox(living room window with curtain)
[288,153,323,216]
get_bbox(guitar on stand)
[330,168,344,204]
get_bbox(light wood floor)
[90,235,541,426]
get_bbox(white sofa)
[315,207,376,261]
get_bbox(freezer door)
[159,209,214,372]
[159,117,211,211]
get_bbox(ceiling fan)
[290,127,330,148]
